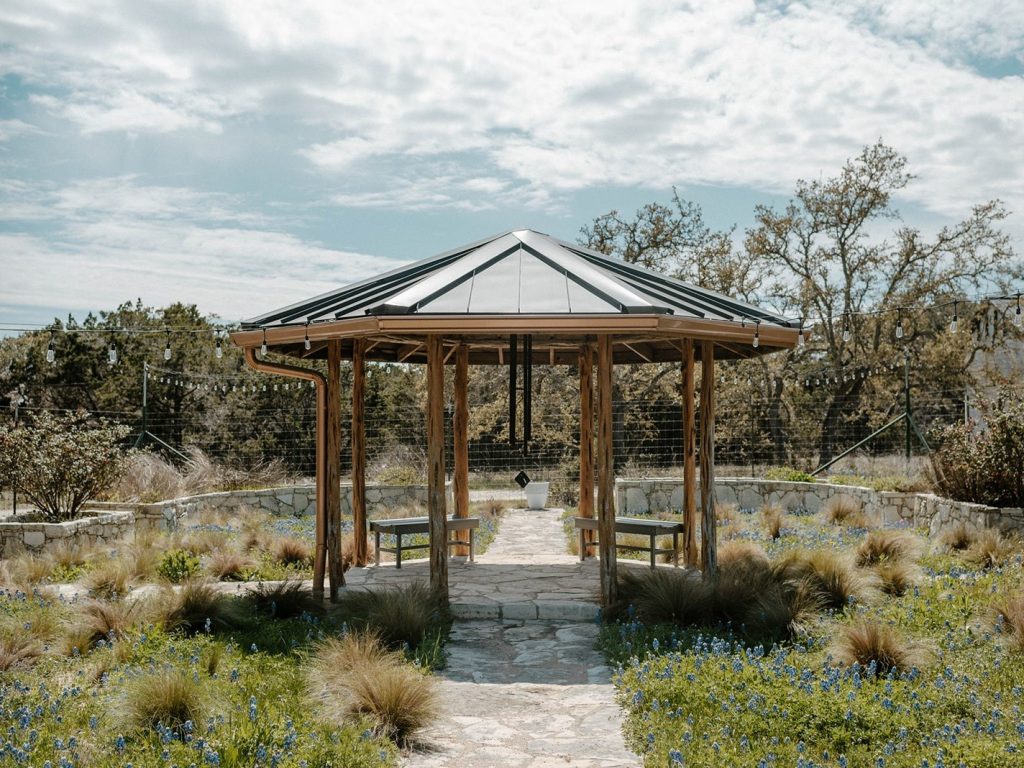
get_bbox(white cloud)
[0,178,403,321]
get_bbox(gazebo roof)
[232,228,800,363]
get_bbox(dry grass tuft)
[761,503,785,540]
[179,529,229,556]
[856,530,922,566]
[338,582,447,651]
[875,561,921,597]
[0,551,55,586]
[247,580,324,619]
[273,537,313,567]
[64,598,151,653]
[83,559,135,599]
[773,549,874,610]
[942,522,975,552]
[965,529,1022,569]
[616,568,714,625]
[715,503,739,527]
[118,669,210,735]
[207,548,255,581]
[155,581,252,635]
[0,631,45,671]
[309,630,438,744]
[824,495,868,527]
[717,540,771,572]
[830,619,930,676]
[991,594,1024,650]
[341,533,375,571]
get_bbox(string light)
[260,328,268,356]
[304,322,311,351]
[797,321,805,347]
[107,338,118,366]
[895,309,904,340]
[1016,294,1022,328]
[215,333,223,360]
[950,301,958,333]
[753,320,760,348]
[842,314,850,343]
[163,331,172,361]
[46,333,55,364]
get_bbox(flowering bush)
[930,393,1024,507]
[0,411,130,522]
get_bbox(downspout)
[243,347,329,598]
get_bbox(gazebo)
[230,229,799,606]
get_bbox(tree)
[746,141,1021,463]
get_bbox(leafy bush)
[764,466,816,483]
[930,392,1024,507]
[0,411,130,521]
[157,548,201,583]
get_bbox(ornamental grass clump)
[64,597,151,654]
[155,580,252,635]
[308,630,438,744]
[760,503,784,540]
[337,581,447,651]
[247,579,324,619]
[207,548,255,581]
[823,495,867,527]
[941,522,975,552]
[83,558,135,599]
[965,529,1022,569]
[772,549,874,610]
[991,593,1024,650]
[874,560,921,597]
[0,631,44,671]
[615,567,715,626]
[830,618,930,676]
[856,529,922,566]
[274,537,313,567]
[117,669,210,736]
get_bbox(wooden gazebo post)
[326,340,345,599]
[453,343,470,554]
[578,345,594,546]
[596,334,617,607]
[682,339,698,568]
[426,334,448,599]
[699,341,717,576]
[351,338,368,566]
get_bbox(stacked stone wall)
[0,511,134,557]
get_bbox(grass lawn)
[601,501,1024,768]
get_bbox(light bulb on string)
[107,339,118,366]
[797,319,805,347]
[304,323,311,351]
[895,309,904,340]
[46,333,55,364]
[164,332,172,361]
[260,328,268,356]
[753,320,760,349]
[1015,294,1022,327]
[842,314,850,343]
[215,334,223,359]
[950,301,959,333]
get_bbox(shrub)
[157,549,201,583]
[337,582,447,651]
[118,669,210,735]
[830,618,930,676]
[309,631,438,744]
[0,411,130,522]
[760,503,784,540]
[764,467,816,483]
[823,495,867,527]
[155,581,252,635]
[856,530,921,566]
[247,580,324,619]
[930,393,1024,507]
[273,537,313,567]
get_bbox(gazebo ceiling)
[231,229,800,363]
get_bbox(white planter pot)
[525,481,550,510]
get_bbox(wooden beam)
[326,340,345,600]
[699,340,717,577]
[596,335,617,607]
[426,334,449,601]
[682,338,698,568]
[578,346,594,543]
[453,344,470,555]
[351,338,368,567]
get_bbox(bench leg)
[673,531,679,567]
[579,529,586,562]
[396,533,402,569]
[375,530,381,566]
[469,530,474,562]
[650,533,657,569]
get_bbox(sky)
[0,0,1022,328]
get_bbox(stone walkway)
[345,507,619,621]
[402,507,639,768]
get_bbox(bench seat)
[574,516,684,568]
[369,516,480,568]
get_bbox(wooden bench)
[574,516,684,568]
[370,516,480,568]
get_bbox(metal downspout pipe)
[242,347,329,598]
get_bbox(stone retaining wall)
[615,477,1018,534]
[0,511,134,557]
